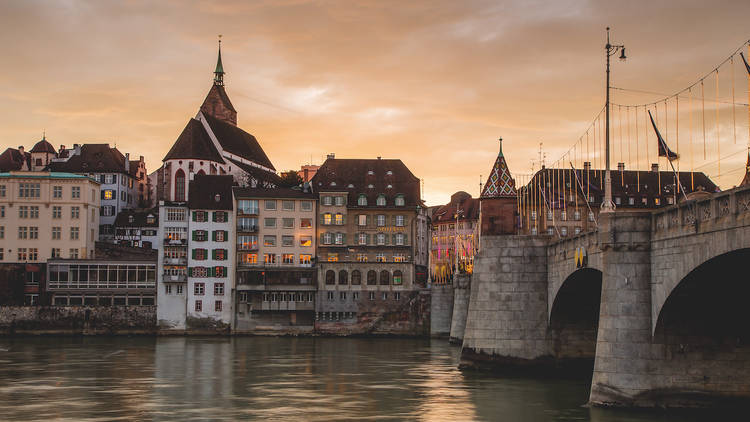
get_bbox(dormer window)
[147,215,155,224]
[331,182,337,187]
[376,195,386,206]
[358,194,367,206]
[367,170,374,175]
[386,170,393,176]
[215,194,221,202]
[395,195,405,206]
[387,184,393,189]
[128,215,134,223]
[368,184,374,189]
[348,184,354,189]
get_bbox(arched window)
[196,169,206,176]
[338,270,348,285]
[174,169,185,201]
[351,270,361,285]
[393,270,403,285]
[395,195,405,206]
[367,270,377,285]
[376,195,386,206]
[358,194,367,206]
[380,270,390,285]
[326,270,335,285]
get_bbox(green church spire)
[214,35,225,86]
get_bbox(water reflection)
[0,337,742,421]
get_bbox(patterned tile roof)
[481,139,517,198]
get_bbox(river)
[0,336,742,421]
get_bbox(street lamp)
[602,27,627,213]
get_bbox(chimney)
[617,162,625,172]
[651,163,659,173]
[59,145,66,154]
[327,153,336,160]
[74,144,81,156]
[583,161,591,171]
[18,146,24,154]
[125,153,130,172]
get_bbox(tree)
[279,170,303,188]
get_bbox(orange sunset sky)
[1,0,749,205]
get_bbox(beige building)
[0,171,100,263]
[233,187,318,332]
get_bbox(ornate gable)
[481,138,517,198]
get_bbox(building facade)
[114,207,159,249]
[311,157,424,331]
[234,187,317,332]
[0,171,100,304]
[429,191,480,283]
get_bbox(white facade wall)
[186,210,235,325]
[156,203,188,330]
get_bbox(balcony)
[164,257,187,266]
[163,273,187,282]
[164,237,187,246]
[237,243,259,251]
[237,224,259,233]
[237,208,259,216]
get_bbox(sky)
[0,0,749,205]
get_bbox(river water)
[0,337,742,421]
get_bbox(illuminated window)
[376,253,386,262]
[282,254,294,264]
[323,213,332,225]
[104,190,114,200]
[299,254,312,264]
[327,254,338,262]
[335,213,343,225]
[393,270,403,285]
[356,253,368,262]
[264,254,276,264]
[300,236,312,247]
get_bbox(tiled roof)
[311,158,421,207]
[0,148,30,171]
[188,174,235,210]
[163,118,225,163]
[114,207,159,228]
[202,113,275,170]
[47,144,128,174]
[201,84,236,113]
[30,138,56,154]
[226,157,281,186]
[481,140,517,198]
[432,191,480,223]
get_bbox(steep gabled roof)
[226,157,282,186]
[114,207,159,228]
[481,139,517,198]
[47,144,127,173]
[188,174,234,210]
[0,148,30,171]
[433,191,481,223]
[311,158,421,207]
[163,118,225,163]
[202,113,275,171]
[200,84,237,126]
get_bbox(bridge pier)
[448,273,471,344]
[589,212,655,406]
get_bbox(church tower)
[199,38,237,126]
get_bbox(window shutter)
[188,267,193,277]
[384,234,389,245]
[366,215,371,226]
[212,212,216,222]
[212,249,216,259]
[192,231,196,241]
[342,234,347,244]
[403,234,408,244]
[320,214,325,225]
[100,190,105,200]
[222,266,227,276]
[366,234,371,245]
[212,231,216,241]
[208,267,214,277]
[192,249,196,259]
[341,215,345,225]
[319,233,325,244]
[223,230,228,240]
[192,211,196,222]
[392,215,397,226]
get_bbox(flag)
[648,110,679,161]
[741,52,750,75]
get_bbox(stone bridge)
[460,184,750,407]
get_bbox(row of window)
[238,253,312,265]
[258,292,314,303]
[326,291,401,301]
[191,230,229,242]
[188,266,228,278]
[320,213,408,227]
[0,247,84,261]
[324,269,404,285]
[193,300,223,312]
[7,183,82,199]
[191,248,228,261]
[320,232,408,246]
[101,189,130,203]
[11,226,86,240]
[260,217,313,229]
[1,205,83,219]
[192,282,224,296]
[326,253,407,262]
[237,235,313,249]
[531,210,595,222]
[321,194,406,207]
[192,210,229,222]
[529,226,583,236]
[237,199,314,214]
[433,222,474,231]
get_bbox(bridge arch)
[549,268,602,362]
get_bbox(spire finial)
[214,35,225,86]
[498,137,504,157]
[42,130,46,141]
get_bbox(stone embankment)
[0,306,156,335]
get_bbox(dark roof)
[525,167,719,208]
[0,148,30,171]
[226,157,282,186]
[93,242,157,260]
[202,113,275,170]
[47,144,128,174]
[233,186,315,199]
[188,175,234,210]
[432,191,480,223]
[311,158,421,207]
[201,84,236,113]
[163,118,225,163]
[30,138,56,154]
[114,207,159,228]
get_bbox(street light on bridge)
[602,27,627,213]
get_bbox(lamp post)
[602,27,627,213]
[454,207,463,277]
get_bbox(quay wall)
[430,284,454,338]
[448,273,471,344]
[0,306,156,335]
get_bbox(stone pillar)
[459,236,551,369]
[589,212,653,406]
[448,273,471,344]
[430,283,454,338]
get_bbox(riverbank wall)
[0,306,157,335]
[429,284,454,338]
